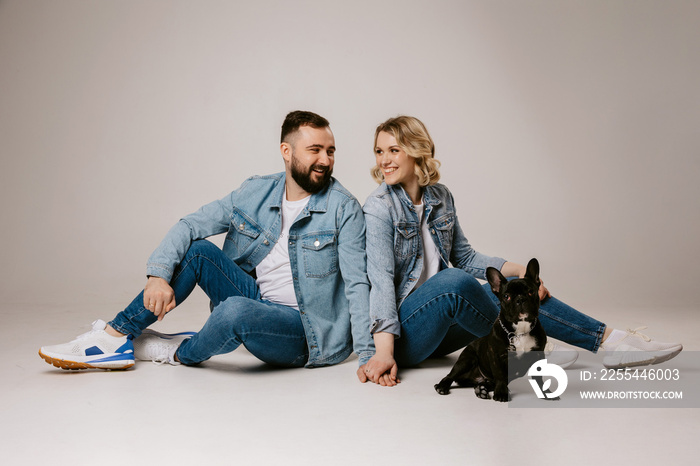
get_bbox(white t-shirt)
[255,195,310,309]
[414,200,441,289]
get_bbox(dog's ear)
[525,258,540,286]
[486,267,507,295]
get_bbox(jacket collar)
[388,183,442,210]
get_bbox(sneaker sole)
[39,350,134,371]
[602,347,683,369]
[140,329,197,338]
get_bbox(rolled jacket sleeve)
[336,197,375,365]
[146,192,234,282]
[363,196,402,338]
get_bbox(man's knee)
[180,239,226,271]
[210,296,258,334]
[185,239,219,258]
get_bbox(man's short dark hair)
[281,111,330,143]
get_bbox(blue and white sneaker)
[133,329,196,365]
[39,319,135,370]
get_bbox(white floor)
[3,298,698,466]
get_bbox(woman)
[358,115,682,387]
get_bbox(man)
[39,111,374,370]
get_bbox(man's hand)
[357,354,400,387]
[143,276,176,321]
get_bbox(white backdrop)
[1,0,698,312]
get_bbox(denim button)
[239,223,244,230]
[314,240,320,247]
[263,239,269,245]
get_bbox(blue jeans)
[109,240,308,367]
[394,268,606,366]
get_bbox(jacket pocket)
[302,232,338,278]
[431,214,454,255]
[394,223,418,259]
[225,210,261,256]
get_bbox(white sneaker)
[39,320,135,370]
[601,327,683,369]
[544,341,578,369]
[133,329,196,365]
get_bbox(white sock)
[601,329,628,348]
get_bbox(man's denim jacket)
[146,172,374,367]
[362,182,506,338]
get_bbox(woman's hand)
[357,332,400,386]
[537,279,551,301]
[501,261,551,301]
[357,354,400,386]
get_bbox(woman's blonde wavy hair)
[371,116,441,187]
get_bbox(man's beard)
[290,152,332,194]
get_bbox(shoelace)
[146,342,173,365]
[625,326,651,342]
[76,330,97,340]
[76,326,101,341]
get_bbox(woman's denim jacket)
[362,182,506,337]
[146,172,374,367]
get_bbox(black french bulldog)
[434,258,546,402]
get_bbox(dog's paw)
[493,389,510,403]
[474,385,491,399]
[434,383,451,395]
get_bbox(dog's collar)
[498,317,537,350]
